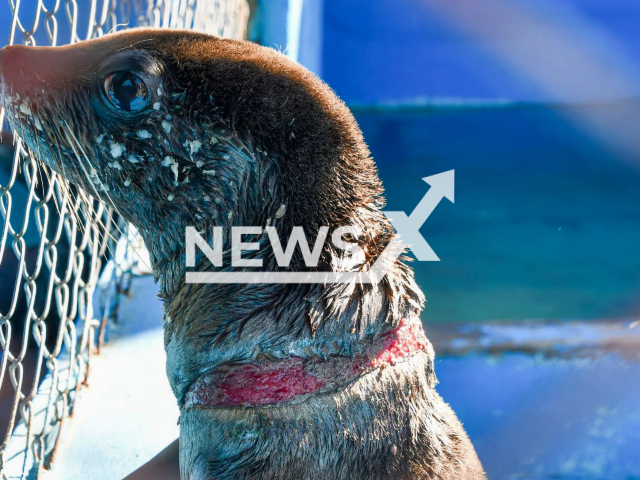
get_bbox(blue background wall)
[257,0,640,323]
[321,0,640,105]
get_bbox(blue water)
[436,353,640,480]
[355,102,640,323]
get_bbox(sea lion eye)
[104,72,149,112]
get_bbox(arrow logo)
[382,170,455,261]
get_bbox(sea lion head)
[0,29,426,479]
[0,29,387,278]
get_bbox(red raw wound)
[185,316,431,407]
[218,358,326,406]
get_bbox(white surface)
[42,276,179,480]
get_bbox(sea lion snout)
[0,45,30,81]
[0,44,84,92]
[0,45,48,98]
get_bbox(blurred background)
[2,1,640,479]
[251,0,640,325]
[252,2,640,478]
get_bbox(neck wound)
[184,316,433,408]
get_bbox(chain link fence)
[0,1,250,478]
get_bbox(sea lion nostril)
[0,47,9,81]
[0,46,20,72]
[0,46,9,67]
[0,45,32,84]
[0,46,56,97]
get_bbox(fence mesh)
[0,1,250,478]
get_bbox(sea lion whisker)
[62,124,152,272]
[9,105,72,229]
[29,115,65,219]
[44,119,97,239]
[59,125,110,227]
[114,38,156,54]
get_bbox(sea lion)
[0,29,485,480]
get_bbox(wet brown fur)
[0,29,484,480]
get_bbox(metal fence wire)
[0,1,250,478]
